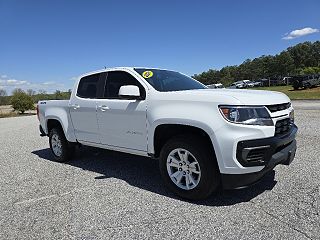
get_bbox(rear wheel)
[304,83,311,89]
[159,135,220,200]
[49,128,75,162]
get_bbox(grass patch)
[251,85,320,100]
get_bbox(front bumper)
[221,124,297,189]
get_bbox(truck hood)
[163,89,291,105]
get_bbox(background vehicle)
[252,80,263,87]
[207,83,224,89]
[37,67,297,200]
[283,77,293,85]
[242,80,254,87]
[292,75,320,90]
[228,81,245,89]
[258,79,270,87]
[229,80,254,89]
[256,78,288,87]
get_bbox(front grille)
[266,102,291,112]
[275,118,292,136]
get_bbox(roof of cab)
[77,67,174,80]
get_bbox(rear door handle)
[99,105,109,111]
[71,104,80,110]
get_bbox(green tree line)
[192,41,320,86]
[1,41,319,109]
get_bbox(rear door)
[69,73,105,143]
[96,70,148,151]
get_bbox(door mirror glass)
[118,85,140,99]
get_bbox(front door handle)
[71,104,80,110]
[99,105,109,111]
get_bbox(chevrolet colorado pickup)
[37,67,297,200]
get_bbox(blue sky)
[0,0,319,94]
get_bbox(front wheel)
[49,128,75,162]
[159,135,220,200]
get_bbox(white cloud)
[0,79,28,86]
[282,27,319,40]
[5,79,27,85]
[42,81,57,85]
[0,74,69,94]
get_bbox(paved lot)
[0,100,319,239]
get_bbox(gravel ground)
[0,100,319,239]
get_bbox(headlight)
[219,106,273,126]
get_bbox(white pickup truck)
[37,67,297,200]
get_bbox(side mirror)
[118,85,140,99]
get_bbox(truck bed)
[37,99,77,142]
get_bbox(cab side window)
[104,71,145,99]
[77,73,100,98]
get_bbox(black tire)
[304,83,311,89]
[159,135,220,200]
[49,128,75,162]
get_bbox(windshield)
[134,68,207,92]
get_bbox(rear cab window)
[77,73,104,98]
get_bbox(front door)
[96,70,147,151]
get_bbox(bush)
[11,90,35,114]
[0,89,8,105]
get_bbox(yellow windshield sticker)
[142,70,153,79]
